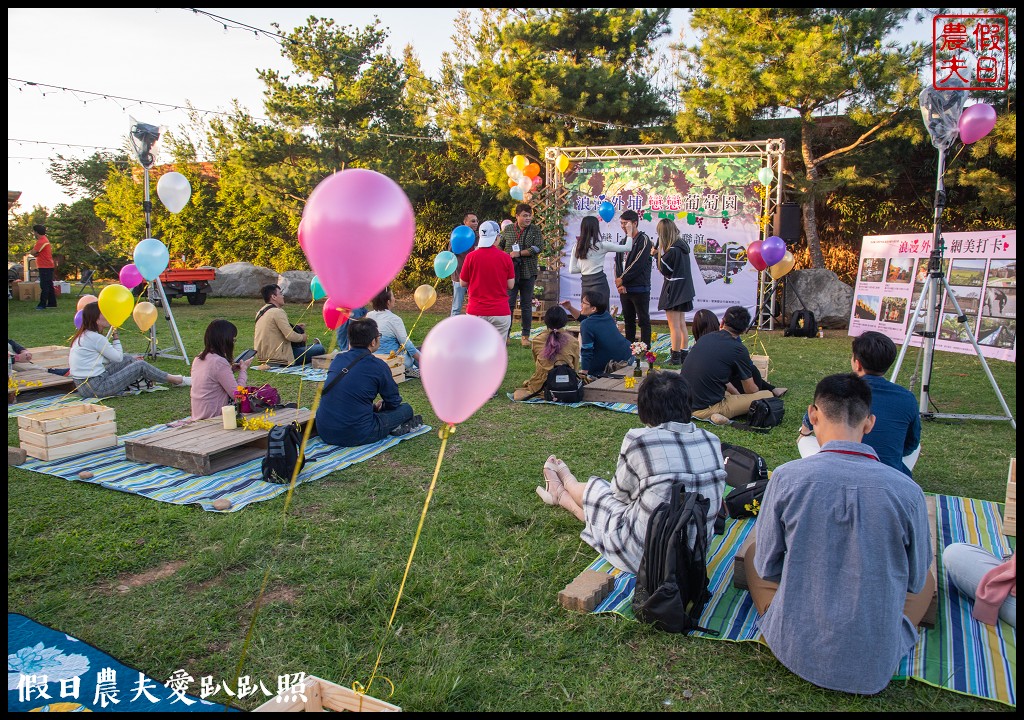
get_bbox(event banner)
[557,156,767,320]
[849,230,1016,362]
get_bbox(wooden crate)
[581,371,646,404]
[512,308,543,322]
[9,368,75,402]
[25,345,71,369]
[18,403,117,461]
[1004,458,1016,537]
[751,354,769,381]
[254,675,400,712]
[312,352,406,382]
[123,407,313,476]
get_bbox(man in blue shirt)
[798,331,921,477]
[560,290,631,377]
[316,318,419,446]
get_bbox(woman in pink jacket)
[190,320,253,420]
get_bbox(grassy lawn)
[7,292,1016,711]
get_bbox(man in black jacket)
[614,209,654,347]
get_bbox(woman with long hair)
[513,305,581,400]
[569,215,632,306]
[69,302,188,398]
[690,308,720,346]
[653,219,695,365]
[191,319,253,420]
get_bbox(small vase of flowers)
[630,341,648,378]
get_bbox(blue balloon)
[598,201,616,222]
[761,235,788,267]
[450,225,476,254]
[433,251,458,279]
[133,237,170,281]
[510,187,525,201]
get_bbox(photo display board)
[849,230,1016,362]
[557,156,769,320]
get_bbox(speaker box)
[775,202,801,242]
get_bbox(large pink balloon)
[119,263,144,290]
[301,169,415,309]
[761,236,787,267]
[746,240,768,272]
[958,103,997,144]
[420,316,507,425]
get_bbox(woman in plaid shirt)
[536,371,727,574]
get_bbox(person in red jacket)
[31,224,57,309]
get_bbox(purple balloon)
[761,236,787,267]
[74,309,84,329]
[119,263,144,290]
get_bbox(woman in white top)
[568,215,632,305]
[69,302,189,398]
[366,287,420,374]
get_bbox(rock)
[9,447,28,466]
[278,270,315,304]
[208,262,278,298]
[78,470,94,479]
[212,498,232,511]
[116,584,130,593]
[784,268,854,329]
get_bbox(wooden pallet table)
[18,403,116,461]
[25,345,71,369]
[581,370,647,404]
[312,352,405,382]
[9,367,76,402]
[123,407,314,476]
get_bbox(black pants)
[36,267,57,308]
[507,275,537,337]
[620,291,651,346]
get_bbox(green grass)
[7,294,1016,711]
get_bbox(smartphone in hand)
[235,349,257,364]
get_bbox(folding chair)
[76,269,96,297]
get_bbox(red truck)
[156,267,216,305]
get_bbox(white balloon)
[157,171,192,214]
[517,176,532,193]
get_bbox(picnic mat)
[8,613,238,712]
[506,392,638,415]
[17,422,432,513]
[586,494,1015,707]
[253,364,328,382]
[7,385,169,418]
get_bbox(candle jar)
[221,405,237,430]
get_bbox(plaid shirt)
[498,222,543,279]
[580,421,727,574]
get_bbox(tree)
[677,9,926,268]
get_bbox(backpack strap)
[255,304,275,323]
[322,351,375,395]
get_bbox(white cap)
[478,220,500,248]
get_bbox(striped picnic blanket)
[7,384,169,418]
[17,422,432,513]
[253,364,328,382]
[586,495,1016,706]
[507,392,638,415]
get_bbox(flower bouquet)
[630,341,648,378]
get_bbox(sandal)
[536,457,565,506]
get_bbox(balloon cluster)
[746,236,796,280]
[505,155,542,202]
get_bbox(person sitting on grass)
[942,545,1015,628]
[797,331,920,477]
[513,305,580,400]
[70,302,189,398]
[367,287,421,377]
[536,371,727,574]
[679,305,776,425]
[745,373,933,696]
[254,284,325,366]
[190,319,254,420]
[690,308,787,399]
[316,318,421,447]
[559,290,631,378]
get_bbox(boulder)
[209,262,278,298]
[784,268,854,329]
[278,270,315,304]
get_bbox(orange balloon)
[77,294,98,311]
[524,162,540,178]
[507,178,518,188]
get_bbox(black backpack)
[543,363,584,403]
[719,443,771,520]
[262,422,306,484]
[784,309,817,338]
[634,484,718,635]
[731,396,785,433]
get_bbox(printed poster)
[849,230,1015,362]
[557,156,770,320]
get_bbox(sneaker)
[180,376,192,387]
[390,414,423,436]
[405,366,420,379]
[709,413,733,426]
[34,306,47,310]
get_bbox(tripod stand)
[889,145,1015,429]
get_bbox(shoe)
[313,337,321,347]
[772,387,789,398]
[521,337,531,348]
[678,349,689,365]
[34,306,46,310]
[536,457,565,506]
[404,366,420,379]
[710,413,732,426]
[180,376,192,387]
[668,350,681,366]
[389,414,423,437]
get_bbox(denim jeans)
[369,402,415,442]
[291,343,327,365]
[451,282,467,316]
[335,307,368,352]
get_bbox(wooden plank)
[24,345,71,369]
[1003,458,1015,537]
[9,368,75,401]
[254,676,400,713]
[581,373,644,404]
[751,354,770,381]
[19,421,117,449]
[21,434,117,461]
[17,403,114,433]
[920,494,939,629]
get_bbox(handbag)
[731,397,785,433]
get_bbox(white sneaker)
[180,376,192,387]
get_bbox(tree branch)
[811,109,902,168]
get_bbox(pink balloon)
[420,316,507,425]
[77,294,98,311]
[501,219,513,230]
[531,175,543,190]
[119,263,144,290]
[322,300,351,330]
[746,240,768,272]
[301,169,415,309]
[958,103,997,144]
[74,309,84,329]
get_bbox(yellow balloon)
[513,154,528,170]
[769,250,796,280]
[556,154,570,173]
[97,284,134,328]
[133,301,159,332]
[414,284,437,311]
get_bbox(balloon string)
[393,278,442,363]
[361,422,455,697]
